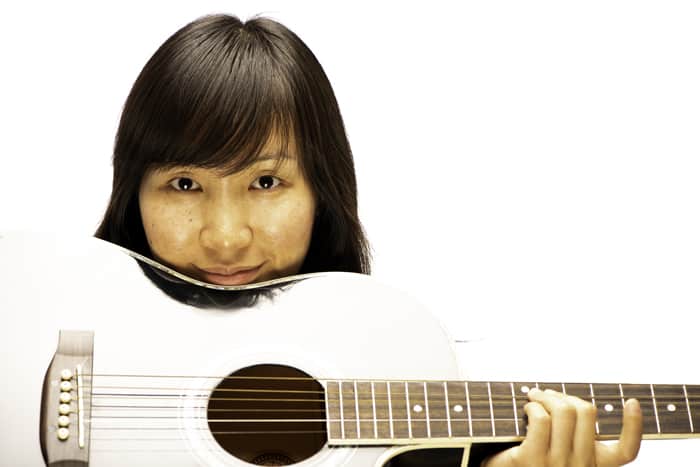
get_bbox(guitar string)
[82,409,664,441]
[85,418,638,425]
[74,421,656,441]
[89,384,700,395]
[85,391,700,403]
[87,417,526,424]
[82,427,660,442]
[80,381,700,404]
[85,405,686,417]
[80,376,700,399]
[84,374,700,387]
[81,377,700,401]
[81,406,664,437]
[85,415,632,438]
[72,419,672,441]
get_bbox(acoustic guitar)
[0,232,697,466]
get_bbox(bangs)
[133,15,300,175]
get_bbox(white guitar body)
[0,233,463,466]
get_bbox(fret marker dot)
[453,404,464,413]
[521,386,530,394]
[604,404,614,412]
[413,404,423,413]
[668,404,677,412]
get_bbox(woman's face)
[138,141,316,286]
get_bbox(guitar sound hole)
[207,364,327,465]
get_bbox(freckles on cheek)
[143,206,196,257]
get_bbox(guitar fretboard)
[324,380,700,445]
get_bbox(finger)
[529,388,576,464]
[617,398,643,463]
[569,396,597,466]
[597,398,643,466]
[520,399,551,459]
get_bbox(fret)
[444,382,452,438]
[619,383,625,416]
[653,385,692,434]
[339,381,346,438]
[356,381,375,439]
[387,382,394,439]
[404,382,413,438]
[591,384,624,436]
[487,383,495,436]
[406,382,428,438]
[326,381,342,440]
[684,385,700,433]
[389,381,409,439]
[490,382,518,437]
[683,385,693,433]
[650,384,661,433]
[590,384,600,435]
[371,381,378,438]
[513,382,536,436]
[354,381,361,438]
[467,382,494,437]
[619,384,628,431]
[510,382,519,436]
[446,381,469,437]
[372,382,392,439]
[465,382,473,436]
[423,382,431,438]
[341,381,358,439]
[427,381,449,438]
[620,384,659,435]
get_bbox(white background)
[1,1,699,464]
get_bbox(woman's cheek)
[255,198,315,261]
[143,203,198,261]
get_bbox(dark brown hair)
[95,14,371,274]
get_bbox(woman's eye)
[251,175,281,190]
[168,177,200,191]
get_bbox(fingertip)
[527,387,541,400]
[625,398,641,415]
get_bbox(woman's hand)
[482,388,643,467]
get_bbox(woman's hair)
[95,14,371,274]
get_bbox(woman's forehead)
[148,145,298,176]
[150,124,299,173]
[217,131,299,174]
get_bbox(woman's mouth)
[196,264,264,286]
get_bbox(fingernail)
[626,398,641,414]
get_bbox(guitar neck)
[325,380,700,445]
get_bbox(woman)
[95,14,642,467]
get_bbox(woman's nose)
[199,201,253,257]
